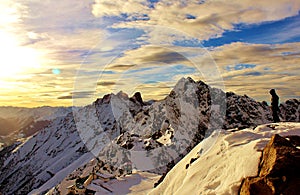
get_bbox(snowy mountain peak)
[116,91,129,99]
[129,92,144,105]
[94,91,144,107]
[94,94,112,105]
[0,77,299,194]
[172,77,198,94]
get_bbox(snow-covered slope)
[0,113,87,194]
[150,122,300,195]
[48,170,160,195]
[0,92,145,194]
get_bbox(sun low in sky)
[0,0,300,107]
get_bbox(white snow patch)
[29,153,94,194]
[150,122,300,195]
[82,172,160,195]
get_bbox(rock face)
[224,92,272,129]
[280,99,300,122]
[0,114,88,194]
[130,92,144,106]
[240,134,300,195]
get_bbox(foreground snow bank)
[150,122,300,195]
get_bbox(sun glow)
[0,31,41,79]
[0,1,42,80]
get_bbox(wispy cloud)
[270,18,300,43]
[97,81,117,86]
[1,0,300,107]
[208,42,300,101]
[93,0,300,41]
[57,91,95,100]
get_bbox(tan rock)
[240,134,300,195]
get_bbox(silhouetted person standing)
[270,89,280,122]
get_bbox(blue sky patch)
[234,64,256,70]
[173,39,203,47]
[226,64,256,71]
[244,72,262,76]
[147,0,159,8]
[102,70,115,75]
[186,14,196,19]
[202,13,300,47]
[122,64,196,85]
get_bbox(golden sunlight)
[0,31,41,79]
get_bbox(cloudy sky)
[0,0,300,107]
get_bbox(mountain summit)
[0,77,299,194]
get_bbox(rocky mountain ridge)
[0,77,299,194]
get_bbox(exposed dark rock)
[239,134,300,195]
[154,160,175,188]
[224,93,272,129]
[130,92,144,106]
[151,131,163,140]
[185,163,189,169]
[280,99,300,122]
[190,157,198,165]
[122,142,134,150]
[46,171,55,177]
[0,142,21,168]
[154,173,166,188]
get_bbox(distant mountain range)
[0,77,299,194]
[0,106,72,146]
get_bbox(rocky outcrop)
[280,99,300,122]
[224,92,272,129]
[240,134,300,195]
[130,92,144,106]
